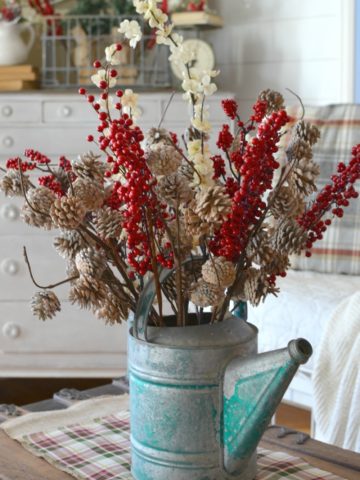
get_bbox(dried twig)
[23,246,79,290]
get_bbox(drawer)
[43,99,162,125]
[43,101,98,124]
[0,301,127,354]
[0,127,92,155]
[0,235,69,301]
[0,101,42,124]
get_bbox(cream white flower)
[188,140,202,158]
[105,44,123,65]
[91,69,116,89]
[118,19,142,49]
[155,24,173,45]
[200,73,218,96]
[121,89,141,118]
[191,103,212,133]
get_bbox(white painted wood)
[209,0,355,115]
[0,100,42,123]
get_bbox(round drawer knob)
[2,322,21,339]
[1,204,20,221]
[3,136,14,148]
[1,258,20,276]
[1,105,13,117]
[60,105,72,118]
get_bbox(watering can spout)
[222,338,312,476]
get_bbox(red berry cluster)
[103,114,170,275]
[211,155,226,179]
[59,156,72,172]
[222,99,238,120]
[38,175,64,196]
[24,149,51,165]
[210,109,290,261]
[6,149,51,172]
[6,157,35,172]
[251,100,268,123]
[297,145,360,256]
[217,124,234,152]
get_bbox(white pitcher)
[0,22,35,66]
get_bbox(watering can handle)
[133,257,201,342]
[20,23,35,55]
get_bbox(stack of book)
[0,65,39,91]
[171,11,224,28]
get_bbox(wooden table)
[0,379,359,480]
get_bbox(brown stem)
[169,137,202,184]
[175,199,185,326]
[18,159,51,218]
[145,211,165,325]
[158,91,176,129]
[23,246,79,290]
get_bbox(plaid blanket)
[288,104,360,275]
[19,410,344,480]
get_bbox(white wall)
[208,0,355,116]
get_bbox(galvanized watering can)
[128,270,312,480]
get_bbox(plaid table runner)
[18,409,344,480]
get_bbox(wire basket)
[41,15,172,89]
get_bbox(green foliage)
[111,0,136,16]
[69,0,107,16]
[67,0,137,35]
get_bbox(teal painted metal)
[129,274,312,480]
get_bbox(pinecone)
[202,257,236,288]
[92,206,122,240]
[31,290,61,321]
[0,170,31,197]
[72,178,104,211]
[269,186,305,219]
[178,162,194,181]
[246,225,272,264]
[73,152,106,184]
[147,144,182,176]
[273,218,308,254]
[66,261,79,280]
[157,173,194,206]
[184,201,210,237]
[195,185,232,230]
[243,268,267,306]
[21,187,56,230]
[50,196,86,229]
[75,247,106,279]
[289,157,320,195]
[263,251,290,276]
[166,218,193,257]
[95,291,129,325]
[163,259,204,303]
[287,138,313,162]
[53,231,87,259]
[295,120,320,146]
[146,127,171,146]
[68,276,108,310]
[190,279,224,308]
[258,89,285,112]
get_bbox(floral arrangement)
[1,0,359,327]
[0,1,22,23]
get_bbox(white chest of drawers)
[0,90,234,378]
